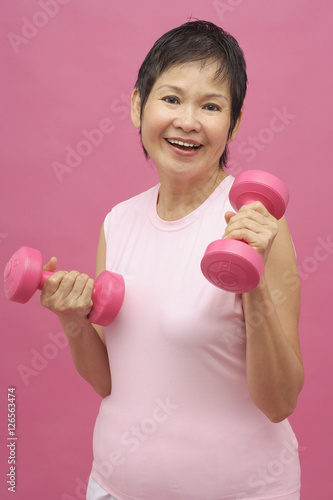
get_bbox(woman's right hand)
[40,257,95,335]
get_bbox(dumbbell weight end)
[89,271,125,326]
[229,170,289,219]
[4,247,52,303]
[201,239,265,293]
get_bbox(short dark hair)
[134,20,248,168]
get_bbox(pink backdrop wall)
[1,1,332,498]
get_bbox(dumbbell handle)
[4,246,125,326]
[4,259,95,294]
[23,269,119,318]
[37,270,53,289]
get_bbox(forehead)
[151,60,230,95]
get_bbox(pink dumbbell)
[3,246,125,326]
[201,170,289,293]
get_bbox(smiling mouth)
[166,139,202,151]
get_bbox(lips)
[165,138,203,152]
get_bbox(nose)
[172,105,201,133]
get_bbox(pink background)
[1,1,332,498]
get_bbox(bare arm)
[224,204,304,422]
[41,224,111,397]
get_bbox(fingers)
[65,273,95,312]
[63,273,94,317]
[225,202,276,235]
[224,211,236,224]
[223,201,279,261]
[41,270,95,319]
[43,256,58,272]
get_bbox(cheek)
[209,126,229,152]
[141,121,156,153]
[204,113,230,143]
[141,109,167,148]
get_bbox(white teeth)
[168,139,200,148]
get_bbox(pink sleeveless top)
[90,176,301,500]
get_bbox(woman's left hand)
[223,201,279,265]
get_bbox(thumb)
[43,256,58,272]
[224,210,236,224]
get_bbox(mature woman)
[42,20,304,500]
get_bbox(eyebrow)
[155,84,229,102]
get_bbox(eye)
[162,96,180,105]
[204,103,221,112]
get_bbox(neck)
[156,169,228,221]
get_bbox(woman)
[42,20,304,500]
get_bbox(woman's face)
[131,60,241,186]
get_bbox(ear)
[227,109,243,144]
[131,88,142,129]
